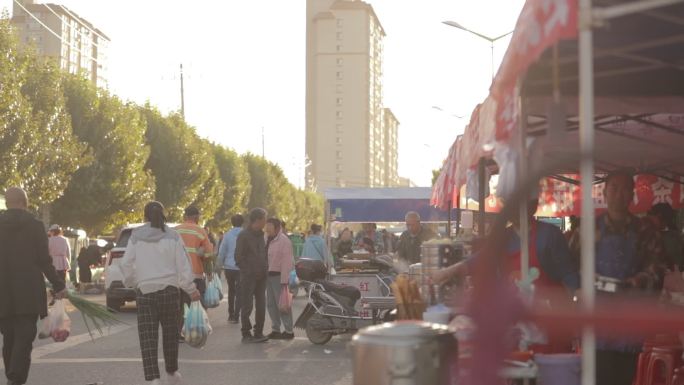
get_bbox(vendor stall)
[427,1,684,385]
[326,187,458,223]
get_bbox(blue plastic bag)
[211,273,223,301]
[182,302,212,348]
[288,270,298,292]
[203,277,220,309]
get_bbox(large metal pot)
[351,321,457,385]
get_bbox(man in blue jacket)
[217,214,244,324]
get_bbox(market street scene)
[20,294,354,385]
[1,0,684,385]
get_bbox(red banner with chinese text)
[537,174,684,217]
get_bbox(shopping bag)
[45,300,71,342]
[278,287,293,313]
[288,270,298,292]
[182,301,212,349]
[37,316,50,339]
[211,273,223,301]
[203,278,221,309]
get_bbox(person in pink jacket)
[264,218,294,340]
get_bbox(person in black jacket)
[235,208,269,344]
[0,187,66,385]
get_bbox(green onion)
[66,291,128,341]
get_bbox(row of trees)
[0,19,323,234]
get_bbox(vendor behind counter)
[396,211,437,265]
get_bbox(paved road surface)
[8,284,354,385]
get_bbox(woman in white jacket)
[120,201,200,385]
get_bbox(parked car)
[104,222,182,311]
[104,224,140,311]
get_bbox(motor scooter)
[294,256,396,344]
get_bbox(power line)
[12,0,100,64]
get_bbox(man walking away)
[235,208,269,343]
[265,218,295,340]
[217,214,244,324]
[175,206,213,337]
[48,224,71,283]
[0,187,66,385]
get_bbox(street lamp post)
[442,21,513,80]
[443,20,513,236]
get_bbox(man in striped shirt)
[176,206,213,340]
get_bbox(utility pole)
[180,63,185,119]
[261,126,265,158]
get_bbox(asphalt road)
[10,284,354,385]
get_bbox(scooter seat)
[318,280,361,305]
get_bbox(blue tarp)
[324,188,458,223]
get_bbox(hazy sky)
[1,0,525,188]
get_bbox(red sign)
[537,174,684,217]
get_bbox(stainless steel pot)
[351,321,457,385]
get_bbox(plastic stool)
[645,347,684,385]
[636,341,661,385]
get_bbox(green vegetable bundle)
[66,291,127,340]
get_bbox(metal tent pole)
[447,199,452,238]
[519,96,529,282]
[579,1,596,384]
[456,193,461,235]
[478,158,486,236]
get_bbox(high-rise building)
[382,108,399,186]
[11,0,109,88]
[306,0,399,189]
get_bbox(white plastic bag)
[47,300,71,342]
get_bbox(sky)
[1,0,526,188]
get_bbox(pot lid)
[352,321,452,346]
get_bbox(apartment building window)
[336,71,343,80]
[336,137,342,145]
[336,97,343,106]
[336,58,343,66]
[337,19,343,27]
[336,124,343,133]
[336,164,342,172]
[336,45,342,52]
[336,151,342,159]
[336,85,343,94]
[336,32,343,41]
[336,111,343,120]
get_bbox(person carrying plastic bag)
[120,201,201,385]
[0,187,67,385]
[264,218,295,340]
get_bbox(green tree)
[142,107,222,222]
[51,75,155,234]
[242,153,275,213]
[207,144,250,230]
[0,19,87,207]
[242,153,322,232]
[190,139,224,225]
